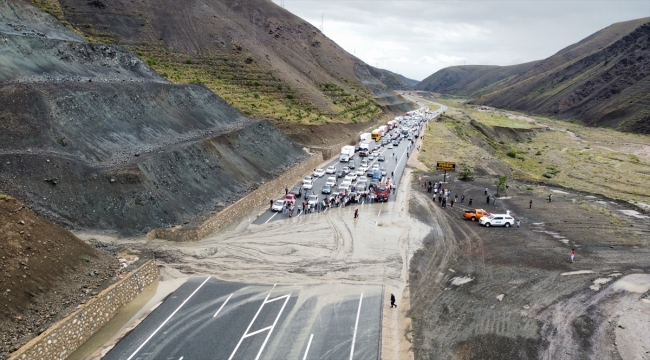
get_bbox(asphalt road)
[253,115,438,225]
[104,278,382,360]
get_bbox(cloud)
[277,0,649,80]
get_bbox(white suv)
[479,214,515,227]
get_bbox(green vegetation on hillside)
[418,98,650,207]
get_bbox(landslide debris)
[40,0,415,137]
[0,0,307,235]
[0,197,120,359]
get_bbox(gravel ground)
[408,173,650,360]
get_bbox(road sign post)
[436,161,456,183]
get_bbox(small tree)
[458,163,474,181]
[494,175,507,197]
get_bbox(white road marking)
[213,293,233,318]
[126,277,212,360]
[350,292,363,360]
[228,289,291,360]
[264,212,278,224]
[303,333,314,360]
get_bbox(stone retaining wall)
[9,260,159,360]
[148,152,324,242]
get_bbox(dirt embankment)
[408,174,650,359]
[0,197,121,359]
[0,1,308,236]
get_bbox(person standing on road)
[485,187,488,195]
[390,293,397,308]
[468,197,473,206]
[391,171,394,178]
[270,199,273,209]
[516,219,521,229]
[549,194,553,203]
[354,208,359,219]
[285,186,288,195]
[570,249,575,263]
[450,198,454,207]
[461,195,465,203]
[529,199,532,209]
[493,196,497,206]
[486,195,490,205]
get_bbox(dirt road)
[408,173,650,359]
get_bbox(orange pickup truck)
[463,209,490,221]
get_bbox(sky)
[271,0,650,81]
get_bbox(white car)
[302,179,314,190]
[304,176,313,182]
[272,200,285,212]
[326,166,336,174]
[368,154,374,160]
[371,164,380,171]
[313,168,326,177]
[356,169,365,177]
[344,175,356,184]
[339,182,351,193]
[325,176,336,187]
[479,214,515,227]
[348,172,358,182]
[387,144,393,149]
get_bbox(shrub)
[458,163,474,181]
[507,150,517,158]
[286,94,294,99]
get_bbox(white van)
[479,214,515,227]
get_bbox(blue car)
[373,170,382,180]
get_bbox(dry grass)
[418,97,650,208]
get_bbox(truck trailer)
[359,132,371,143]
[339,145,355,162]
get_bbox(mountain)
[475,18,650,133]
[418,18,650,133]
[0,0,307,235]
[415,62,539,96]
[32,0,414,143]
[362,65,418,90]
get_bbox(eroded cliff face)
[0,0,307,235]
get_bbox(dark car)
[378,155,385,162]
[369,178,380,189]
[393,140,399,146]
[304,190,316,198]
[290,186,302,198]
[366,169,374,177]
[348,162,356,170]
[322,184,332,194]
[336,170,345,178]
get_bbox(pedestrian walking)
[461,195,465,203]
[570,249,575,263]
[270,199,273,209]
[285,186,288,195]
[486,195,490,205]
[493,196,497,206]
[450,199,454,207]
[516,219,520,229]
[529,199,532,209]
[455,194,458,202]
[354,208,359,219]
[485,187,488,195]
[390,293,397,308]
[549,194,553,203]
[468,197,473,206]
[391,171,394,178]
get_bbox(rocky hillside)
[30,0,414,140]
[415,62,538,96]
[0,196,119,358]
[0,0,307,235]
[476,18,650,133]
[362,65,418,90]
[417,17,650,133]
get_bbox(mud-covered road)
[408,174,650,360]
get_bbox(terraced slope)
[32,0,414,137]
[0,0,307,235]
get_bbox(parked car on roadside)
[479,214,515,227]
[272,200,285,212]
[463,209,490,221]
[290,186,303,198]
